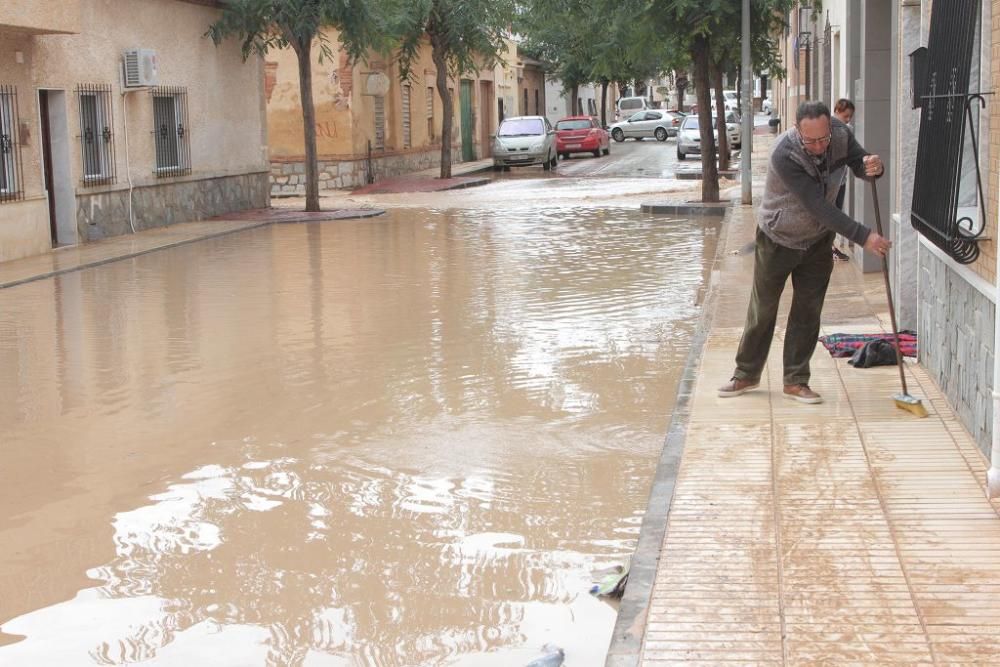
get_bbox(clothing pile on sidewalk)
[819,331,917,368]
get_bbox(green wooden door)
[460,80,474,162]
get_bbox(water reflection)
[0,206,718,665]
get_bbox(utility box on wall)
[122,49,159,88]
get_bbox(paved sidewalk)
[611,202,1000,665]
[0,207,379,290]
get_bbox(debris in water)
[590,561,629,598]
[525,643,565,667]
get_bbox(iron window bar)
[910,0,987,265]
[0,84,25,203]
[149,86,191,177]
[76,83,117,186]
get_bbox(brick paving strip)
[0,208,382,290]
[608,201,1000,665]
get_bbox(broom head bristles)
[894,393,929,418]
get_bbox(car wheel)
[592,149,601,158]
[543,152,551,171]
[550,153,558,169]
[611,128,625,142]
[677,149,685,160]
[602,147,610,156]
[655,127,668,142]
[492,163,502,171]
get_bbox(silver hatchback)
[676,113,741,160]
[492,116,558,170]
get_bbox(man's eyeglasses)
[800,134,831,146]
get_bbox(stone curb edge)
[604,202,736,667]
[640,201,730,217]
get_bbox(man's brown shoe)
[718,377,760,398]
[783,384,823,404]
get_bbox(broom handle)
[870,179,909,395]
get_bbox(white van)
[615,96,650,121]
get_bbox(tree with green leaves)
[646,0,794,202]
[394,0,517,179]
[207,0,389,212]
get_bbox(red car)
[554,116,610,159]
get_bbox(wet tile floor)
[640,206,1000,665]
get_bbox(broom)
[870,179,928,418]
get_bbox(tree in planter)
[394,0,516,179]
[207,0,388,212]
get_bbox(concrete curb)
[0,209,386,291]
[270,209,386,223]
[604,202,735,667]
[640,201,730,217]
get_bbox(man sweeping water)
[717,100,890,405]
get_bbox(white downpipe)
[120,90,136,234]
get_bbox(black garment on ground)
[848,339,899,368]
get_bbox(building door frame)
[37,89,77,247]
[479,81,494,158]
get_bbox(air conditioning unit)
[122,49,159,88]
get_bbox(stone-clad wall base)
[270,149,459,196]
[919,246,995,455]
[78,173,270,242]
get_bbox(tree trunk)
[570,84,580,115]
[432,43,452,179]
[712,60,730,173]
[600,79,609,127]
[676,70,687,112]
[691,36,719,203]
[294,38,320,212]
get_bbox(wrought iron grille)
[150,86,191,177]
[0,84,24,203]
[76,83,117,186]
[910,0,986,264]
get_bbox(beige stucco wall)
[0,0,81,35]
[27,0,268,187]
[267,34,520,165]
[0,200,51,263]
[0,0,268,261]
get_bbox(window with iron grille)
[402,84,412,149]
[373,95,385,151]
[0,84,24,203]
[426,86,434,140]
[76,84,116,185]
[150,87,191,176]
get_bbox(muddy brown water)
[0,206,719,666]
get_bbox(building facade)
[0,0,270,263]
[266,36,521,195]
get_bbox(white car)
[676,112,741,160]
[608,110,680,142]
[492,116,558,171]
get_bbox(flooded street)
[0,184,719,665]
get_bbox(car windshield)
[620,99,643,110]
[683,117,699,129]
[556,119,591,131]
[724,91,737,100]
[498,118,544,136]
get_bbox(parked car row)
[491,109,741,171]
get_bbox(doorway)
[460,80,474,162]
[38,90,77,246]
[479,81,494,159]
